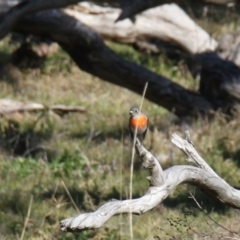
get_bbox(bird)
[129,106,148,143]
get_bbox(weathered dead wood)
[67,3,218,54]
[10,9,214,117]
[0,0,236,42]
[60,132,240,232]
[219,30,240,67]
[106,0,237,21]
[0,99,86,115]
[1,1,239,115]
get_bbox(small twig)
[189,191,202,210]
[208,214,240,237]
[61,179,80,214]
[188,225,209,238]
[129,120,138,240]
[207,220,222,239]
[139,82,148,112]
[171,131,219,177]
[129,82,148,240]
[40,183,60,229]
[75,146,91,168]
[189,191,240,238]
[185,130,194,147]
[20,195,33,240]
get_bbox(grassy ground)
[1,17,240,239]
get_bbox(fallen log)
[11,9,214,117]
[0,0,235,41]
[0,99,86,116]
[67,2,218,54]
[2,1,239,116]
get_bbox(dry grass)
[1,16,240,239]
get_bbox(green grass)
[1,18,240,239]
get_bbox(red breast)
[129,114,148,133]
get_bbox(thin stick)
[61,179,80,214]
[20,195,33,240]
[189,191,202,210]
[208,215,240,237]
[120,131,124,240]
[129,82,148,240]
[189,191,240,238]
[139,82,148,112]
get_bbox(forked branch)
[60,132,240,232]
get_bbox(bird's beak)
[129,110,133,115]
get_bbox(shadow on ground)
[0,119,54,157]
[163,186,230,214]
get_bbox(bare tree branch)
[60,133,240,232]
[11,9,213,117]
[1,1,235,116]
[0,0,82,39]
[135,139,164,186]
[0,0,236,41]
[171,131,219,177]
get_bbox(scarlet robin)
[129,107,148,142]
